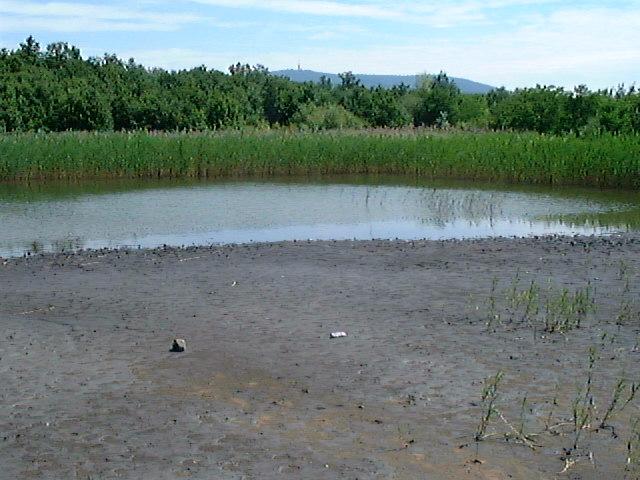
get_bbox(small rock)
[329,332,347,339]
[170,338,186,352]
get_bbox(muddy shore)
[2,236,640,479]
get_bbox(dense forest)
[1,37,639,134]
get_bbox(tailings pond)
[2,176,640,257]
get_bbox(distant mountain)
[272,69,495,94]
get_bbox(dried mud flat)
[1,236,640,480]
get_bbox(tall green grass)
[1,130,639,188]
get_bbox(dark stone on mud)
[170,338,186,352]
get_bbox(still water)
[1,176,639,257]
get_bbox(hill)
[273,69,495,94]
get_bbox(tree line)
[1,37,639,134]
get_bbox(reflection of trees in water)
[406,189,506,227]
[385,188,637,231]
[2,183,639,259]
[352,187,518,227]
[25,237,85,255]
[544,209,640,231]
[29,240,43,254]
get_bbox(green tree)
[413,72,461,127]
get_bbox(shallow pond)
[1,176,640,257]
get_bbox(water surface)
[1,176,640,257]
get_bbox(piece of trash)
[329,332,347,339]
[231,281,238,286]
[170,338,186,352]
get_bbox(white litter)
[330,332,347,339]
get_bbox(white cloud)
[307,31,341,41]
[298,7,640,88]
[0,0,196,23]
[121,6,640,88]
[187,0,559,27]
[1,17,182,33]
[0,0,563,34]
[0,0,201,32]
[190,0,401,20]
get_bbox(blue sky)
[1,0,639,89]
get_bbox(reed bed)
[1,130,639,187]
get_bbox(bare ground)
[1,236,640,479]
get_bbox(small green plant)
[474,374,539,449]
[619,260,629,280]
[467,350,638,473]
[518,395,528,436]
[600,376,631,433]
[489,395,541,450]
[622,275,631,296]
[544,388,560,432]
[571,347,598,451]
[507,268,521,310]
[521,280,540,325]
[475,371,504,441]
[617,301,638,326]
[543,284,595,333]
[486,277,500,330]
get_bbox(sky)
[1,0,639,89]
